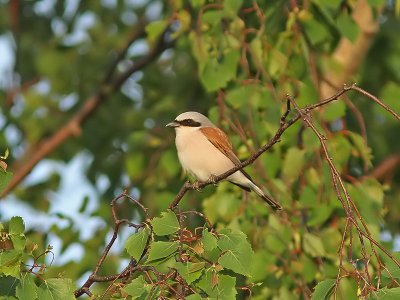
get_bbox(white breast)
[174,127,237,182]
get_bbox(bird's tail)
[249,182,283,210]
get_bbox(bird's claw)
[192,181,202,191]
[207,174,218,186]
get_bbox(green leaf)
[0,170,13,195]
[185,294,202,300]
[367,288,400,300]
[121,275,147,299]
[197,271,237,299]
[175,262,205,284]
[9,217,24,235]
[202,228,218,252]
[16,273,38,300]
[125,227,151,261]
[282,148,306,182]
[322,101,346,122]
[223,0,243,17]
[301,17,331,46]
[10,234,26,251]
[150,210,180,236]
[190,0,205,8]
[199,50,240,92]
[380,81,400,110]
[382,252,400,279]
[303,233,326,257]
[38,279,75,300]
[145,241,179,264]
[217,228,253,276]
[366,0,386,8]
[0,250,23,278]
[336,13,360,43]
[312,279,336,300]
[145,20,167,44]
[268,48,288,78]
[348,132,373,168]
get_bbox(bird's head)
[166,111,215,130]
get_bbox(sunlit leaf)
[125,227,151,261]
[38,279,75,300]
[150,210,180,236]
[303,233,326,257]
[202,228,217,252]
[312,279,336,300]
[217,228,253,276]
[16,273,38,300]
[174,262,205,284]
[122,275,147,299]
[145,241,179,264]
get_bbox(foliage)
[0,0,400,299]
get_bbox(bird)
[166,111,282,210]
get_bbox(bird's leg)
[207,174,218,186]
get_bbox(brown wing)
[200,127,253,185]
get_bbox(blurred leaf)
[150,210,180,236]
[223,0,243,17]
[348,132,373,168]
[322,101,346,122]
[0,170,13,195]
[301,17,331,45]
[125,227,150,261]
[366,0,386,7]
[311,279,335,300]
[126,154,145,180]
[282,148,306,182]
[336,14,360,43]
[199,50,240,92]
[303,233,326,257]
[9,217,24,235]
[146,20,168,44]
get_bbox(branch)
[74,192,148,297]
[1,24,173,198]
[170,83,399,209]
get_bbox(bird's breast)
[175,128,235,182]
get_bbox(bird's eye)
[180,119,201,127]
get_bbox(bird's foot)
[207,174,218,186]
[192,181,202,191]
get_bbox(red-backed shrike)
[166,111,282,210]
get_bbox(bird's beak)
[166,121,180,128]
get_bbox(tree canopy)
[0,0,400,299]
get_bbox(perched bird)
[166,111,282,210]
